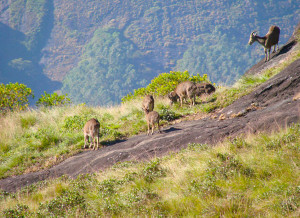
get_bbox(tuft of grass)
[20,114,37,129]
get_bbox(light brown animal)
[248,25,280,61]
[142,95,154,112]
[195,83,216,97]
[143,108,161,135]
[168,81,197,107]
[83,118,100,150]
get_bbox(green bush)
[63,115,87,131]
[142,159,166,183]
[158,105,180,121]
[0,82,34,114]
[36,91,71,107]
[38,190,87,217]
[20,115,37,128]
[122,71,210,102]
[3,204,31,218]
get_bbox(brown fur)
[168,91,179,103]
[143,108,161,135]
[142,95,154,112]
[83,118,100,150]
[195,83,216,97]
[168,81,197,107]
[248,25,280,61]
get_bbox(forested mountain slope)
[0,0,299,105]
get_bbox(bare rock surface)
[0,29,299,193]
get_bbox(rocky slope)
[0,24,299,192]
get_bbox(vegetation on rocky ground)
[1,123,299,217]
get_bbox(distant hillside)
[0,0,299,105]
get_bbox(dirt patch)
[1,26,299,193]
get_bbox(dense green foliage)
[9,0,51,53]
[0,0,58,99]
[36,91,71,107]
[0,82,34,114]
[62,28,149,106]
[1,124,299,216]
[176,31,253,84]
[0,82,70,114]
[122,71,210,102]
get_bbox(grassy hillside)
[1,124,299,217]
[0,42,299,180]
[1,0,299,105]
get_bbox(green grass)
[0,102,148,178]
[0,124,299,217]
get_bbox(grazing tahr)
[195,82,216,97]
[142,95,154,112]
[168,81,197,107]
[248,25,280,61]
[83,118,100,150]
[143,108,161,135]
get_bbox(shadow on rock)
[101,139,127,147]
[163,127,182,133]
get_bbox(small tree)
[36,91,71,107]
[0,82,34,114]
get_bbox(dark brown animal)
[248,25,280,61]
[168,81,197,107]
[83,118,100,150]
[143,108,161,135]
[142,95,154,112]
[195,83,216,97]
[167,91,179,104]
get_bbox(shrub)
[158,105,180,121]
[38,190,87,216]
[3,204,31,217]
[207,153,255,179]
[187,143,209,151]
[99,179,118,197]
[0,82,34,114]
[122,71,210,102]
[63,115,87,131]
[142,159,166,183]
[189,177,222,197]
[20,114,37,128]
[36,91,71,107]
